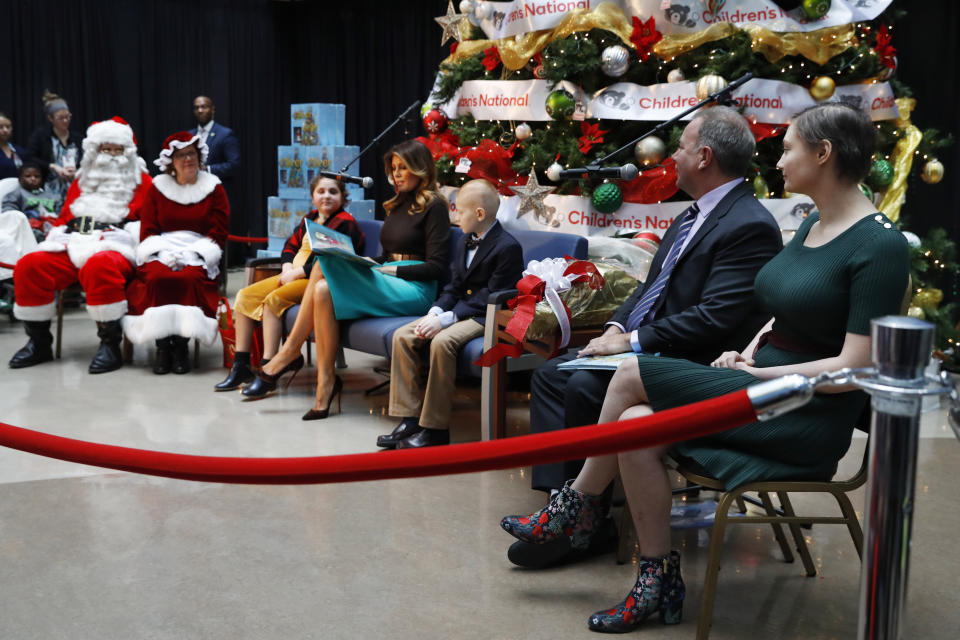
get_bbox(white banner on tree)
[439,78,899,123]
[623,0,894,35]
[474,1,894,40]
[444,186,816,239]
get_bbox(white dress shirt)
[428,223,497,328]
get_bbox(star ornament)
[435,1,468,47]
[510,170,557,221]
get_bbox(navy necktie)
[625,203,700,331]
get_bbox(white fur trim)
[86,300,128,322]
[151,172,220,205]
[64,229,138,270]
[137,231,221,279]
[122,305,219,345]
[85,120,135,148]
[14,301,56,321]
[153,134,210,170]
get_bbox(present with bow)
[474,257,637,366]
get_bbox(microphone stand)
[587,72,755,173]
[339,100,422,172]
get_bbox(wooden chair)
[55,283,85,358]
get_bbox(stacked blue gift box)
[263,103,375,256]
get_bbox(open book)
[305,218,377,267]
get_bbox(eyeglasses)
[53,113,71,122]
[172,150,199,160]
[100,147,125,156]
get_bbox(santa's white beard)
[73,151,141,224]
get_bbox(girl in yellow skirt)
[214,175,364,391]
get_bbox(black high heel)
[302,375,343,420]
[241,354,304,400]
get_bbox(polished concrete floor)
[1,275,958,639]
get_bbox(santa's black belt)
[67,216,120,234]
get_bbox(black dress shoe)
[396,427,450,449]
[376,419,422,449]
[214,358,255,391]
[506,516,618,568]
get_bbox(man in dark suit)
[379,179,524,449]
[191,96,240,180]
[529,106,783,495]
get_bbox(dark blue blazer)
[608,181,782,363]
[434,221,524,321]
[192,122,240,179]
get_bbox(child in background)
[378,179,524,449]
[2,162,62,240]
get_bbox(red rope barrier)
[0,391,757,484]
[0,261,15,270]
[227,234,269,244]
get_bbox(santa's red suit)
[13,122,152,323]
[123,170,229,345]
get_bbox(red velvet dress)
[123,172,229,344]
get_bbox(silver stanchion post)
[856,316,934,640]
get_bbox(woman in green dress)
[247,140,449,420]
[501,103,909,633]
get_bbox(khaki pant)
[234,274,309,322]
[389,317,484,430]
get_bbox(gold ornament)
[913,288,944,310]
[809,76,836,101]
[696,74,728,102]
[634,136,666,167]
[921,158,944,184]
[906,305,926,320]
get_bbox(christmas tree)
[422,0,957,369]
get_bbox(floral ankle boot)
[500,480,606,550]
[587,551,685,633]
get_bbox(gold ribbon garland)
[877,98,922,223]
[443,3,860,71]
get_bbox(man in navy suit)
[528,105,783,496]
[379,179,524,449]
[191,96,240,180]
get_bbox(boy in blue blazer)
[380,179,524,449]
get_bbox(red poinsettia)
[874,24,897,70]
[481,46,501,72]
[630,16,662,62]
[577,121,609,154]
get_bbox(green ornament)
[545,89,576,120]
[867,159,894,191]
[591,181,623,214]
[801,0,831,20]
[858,183,874,201]
[753,174,769,199]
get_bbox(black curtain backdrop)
[1,0,956,266]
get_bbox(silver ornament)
[515,123,532,141]
[546,162,563,182]
[459,0,475,13]
[667,68,685,83]
[600,45,630,77]
[476,1,492,19]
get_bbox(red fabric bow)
[620,158,679,204]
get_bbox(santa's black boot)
[9,320,54,369]
[89,321,124,374]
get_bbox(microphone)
[557,163,639,181]
[318,171,374,189]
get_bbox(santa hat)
[84,116,138,149]
[154,131,209,170]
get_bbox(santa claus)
[9,117,152,373]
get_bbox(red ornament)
[422,109,449,135]
[577,121,609,154]
[874,24,897,70]
[630,16,662,62]
[481,46,501,72]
